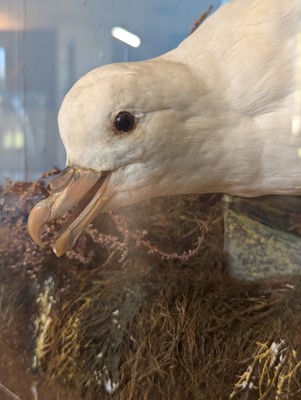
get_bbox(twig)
[190,5,213,34]
[0,382,22,400]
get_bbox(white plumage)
[28,0,301,256]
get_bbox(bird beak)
[27,167,111,257]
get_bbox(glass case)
[0,0,221,182]
[1,1,301,400]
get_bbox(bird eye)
[114,111,135,133]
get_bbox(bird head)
[27,0,300,256]
[27,59,209,256]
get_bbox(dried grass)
[1,175,301,399]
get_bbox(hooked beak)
[27,167,111,257]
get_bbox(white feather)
[58,0,301,210]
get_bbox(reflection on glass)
[293,31,301,140]
[111,26,141,48]
[0,0,220,182]
[0,46,5,82]
[2,129,24,150]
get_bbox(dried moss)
[1,176,301,400]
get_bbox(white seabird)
[28,0,301,256]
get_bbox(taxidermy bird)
[28,0,301,256]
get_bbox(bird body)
[171,0,301,197]
[28,0,301,255]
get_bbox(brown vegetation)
[1,174,301,400]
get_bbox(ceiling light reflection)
[111,26,141,48]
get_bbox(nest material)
[1,176,301,400]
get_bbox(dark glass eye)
[114,111,135,133]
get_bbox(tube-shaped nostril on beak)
[47,167,74,194]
